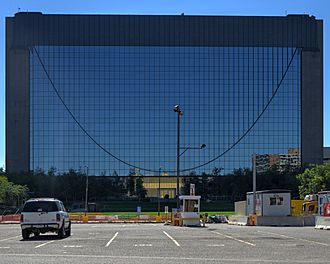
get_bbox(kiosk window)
[270,196,283,206]
[185,200,198,212]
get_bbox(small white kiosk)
[179,195,201,226]
[246,190,291,216]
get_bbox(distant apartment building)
[256,148,300,173]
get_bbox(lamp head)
[173,105,183,115]
[200,144,206,149]
[173,105,180,112]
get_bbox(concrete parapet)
[315,216,330,230]
[228,215,249,226]
[256,216,315,227]
[228,215,315,227]
[302,215,316,226]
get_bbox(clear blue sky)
[0,0,329,169]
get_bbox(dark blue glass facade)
[29,45,301,176]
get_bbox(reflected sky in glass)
[29,46,301,176]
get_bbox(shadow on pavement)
[20,234,68,241]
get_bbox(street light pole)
[177,111,181,210]
[173,105,207,210]
[173,105,182,210]
[85,166,89,212]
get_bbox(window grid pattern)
[29,46,301,176]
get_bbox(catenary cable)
[32,46,156,173]
[181,48,299,172]
[32,46,298,174]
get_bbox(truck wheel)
[58,221,65,238]
[22,229,30,240]
[33,231,40,237]
[66,222,71,237]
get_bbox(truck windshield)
[22,201,59,212]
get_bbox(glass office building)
[6,13,323,176]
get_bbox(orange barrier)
[0,214,20,223]
[68,214,163,223]
[0,214,167,224]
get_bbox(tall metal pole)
[85,166,89,212]
[158,167,161,216]
[176,112,181,210]
[252,153,256,215]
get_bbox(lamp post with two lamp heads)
[173,105,206,210]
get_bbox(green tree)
[207,167,223,196]
[0,176,29,206]
[135,177,147,200]
[297,163,330,199]
[127,168,143,196]
[181,171,212,199]
[127,176,136,196]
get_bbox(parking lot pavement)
[0,223,329,264]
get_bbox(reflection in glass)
[30,46,301,176]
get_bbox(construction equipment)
[302,194,318,214]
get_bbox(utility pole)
[158,167,161,216]
[85,166,89,212]
[252,153,256,215]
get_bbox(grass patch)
[70,211,234,217]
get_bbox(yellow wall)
[291,200,304,216]
[143,177,183,198]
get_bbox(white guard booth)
[179,195,201,226]
[246,190,291,216]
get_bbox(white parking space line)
[134,244,152,247]
[0,235,21,242]
[35,240,55,248]
[207,244,224,247]
[211,231,256,247]
[0,247,10,249]
[105,232,119,247]
[64,245,82,248]
[257,230,329,246]
[162,231,180,247]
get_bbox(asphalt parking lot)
[0,223,329,264]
